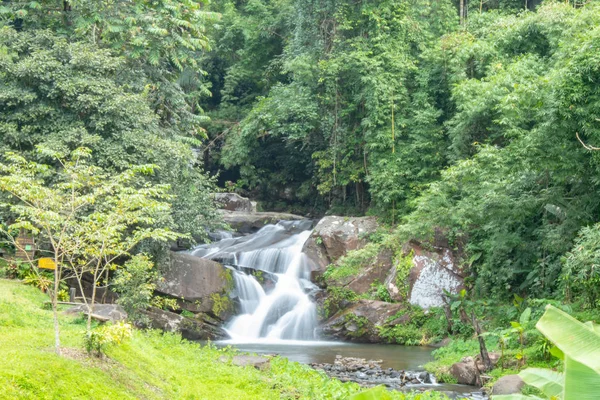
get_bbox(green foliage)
[0,146,183,350]
[395,2,600,300]
[113,255,164,323]
[210,292,232,318]
[394,250,414,299]
[494,305,600,400]
[562,224,600,309]
[321,286,359,318]
[378,307,448,345]
[0,26,221,243]
[84,322,133,358]
[323,243,379,283]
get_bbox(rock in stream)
[309,355,488,400]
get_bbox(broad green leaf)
[549,346,564,360]
[493,395,544,400]
[563,355,600,400]
[536,305,600,374]
[519,368,563,398]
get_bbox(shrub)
[84,322,133,357]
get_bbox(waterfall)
[191,221,319,342]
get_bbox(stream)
[191,220,487,399]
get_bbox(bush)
[84,322,133,357]
[112,254,159,323]
[563,223,600,309]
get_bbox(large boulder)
[406,242,464,308]
[221,210,306,234]
[214,193,256,213]
[492,375,525,395]
[308,216,379,262]
[450,357,480,386]
[328,248,395,295]
[320,299,403,342]
[157,252,231,315]
[141,307,226,340]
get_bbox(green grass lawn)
[0,279,449,400]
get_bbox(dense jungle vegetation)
[0,0,598,321]
[200,0,600,303]
[1,0,600,398]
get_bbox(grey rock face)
[140,307,226,340]
[320,299,403,342]
[214,193,256,213]
[157,252,229,314]
[406,242,464,309]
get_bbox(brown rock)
[492,375,525,395]
[476,352,501,371]
[344,248,394,294]
[450,357,480,386]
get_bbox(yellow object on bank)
[38,258,57,270]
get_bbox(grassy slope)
[0,279,448,400]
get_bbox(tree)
[0,147,182,354]
[0,27,221,243]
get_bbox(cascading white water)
[191,221,319,342]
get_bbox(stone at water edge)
[320,299,403,342]
[140,307,226,341]
[220,210,306,234]
[450,356,480,386]
[492,375,525,395]
[218,355,271,370]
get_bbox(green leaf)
[536,305,600,374]
[520,307,531,326]
[518,368,563,398]
[493,395,544,400]
[563,355,600,400]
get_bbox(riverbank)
[0,279,452,399]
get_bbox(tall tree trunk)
[460,0,465,26]
[472,312,492,371]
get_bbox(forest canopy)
[1,0,599,303]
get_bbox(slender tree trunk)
[87,276,98,331]
[460,0,465,26]
[52,266,61,355]
[472,312,492,371]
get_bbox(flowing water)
[191,220,487,399]
[191,220,318,341]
